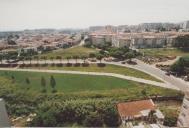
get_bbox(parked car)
[121,61,126,64]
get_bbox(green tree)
[19,56,25,64]
[96,54,103,63]
[89,53,96,58]
[41,56,47,64]
[148,110,157,123]
[73,55,79,63]
[26,56,32,65]
[41,76,46,93]
[50,57,54,64]
[0,55,3,64]
[50,75,56,93]
[66,56,71,63]
[81,55,87,63]
[125,52,135,62]
[83,112,103,127]
[141,88,147,96]
[25,77,30,85]
[11,75,15,83]
[25,77,30,89]
[34,56,39,64]
[56,56,62,63]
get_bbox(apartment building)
[89,31,189,48]
[177,91,189,127]
[0,99,10,127]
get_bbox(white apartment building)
[183,21,189,30]
[89,32,188,48]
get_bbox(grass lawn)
[38,46,98,59]
[0,70,180,97]
[26,64,162,82]
[140,48,189,57]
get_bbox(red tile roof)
[117,99,155,117]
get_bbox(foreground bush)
[30,99,120,127]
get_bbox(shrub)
[97,63,106,67]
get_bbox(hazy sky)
[0,0,189,31]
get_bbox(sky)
[0,0,189,31]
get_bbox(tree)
[31,109,57,127]
[50,75,56,93]
[89,53,96,58]
[81,55,87,63]
[125,52,135,62]
[170,57,187,74]
[19,56,25,64]
[73,55,79,63]
[11,75,15,83]
[0,55,3,64]
[25,77,30,89]
[141,88,147,96]
[56,56,62,63]
[96,54,103,63]
[50,57,54,64]
[148,110,157,123]
[83,112,103,127]
[66,56,71,63]
[34,56,39,64]
[27,56,32,65]
[25,77,30,85]
[41,76,46,92]
[111,50,124,60]
[41,56,47,64]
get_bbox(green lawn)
[0,70,179,97]
[140,48,189,57]
[26,64,162,82]
[38,46,98,59]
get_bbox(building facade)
[177,91,189,127]
[0,99,10,127]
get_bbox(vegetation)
[170,56,189,75]
[173,35,189,48]
[0,70,182,127]
[30,99,119,127]
[140,48,189,58]
[38,46,98,59]
[158,101,181,127]
[21,64,162,82]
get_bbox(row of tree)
[40,76,57,93]
[11,75,57,93]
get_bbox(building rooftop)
[117,99,155,117]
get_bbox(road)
[0,68,179,90]
[104,59,189,91]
